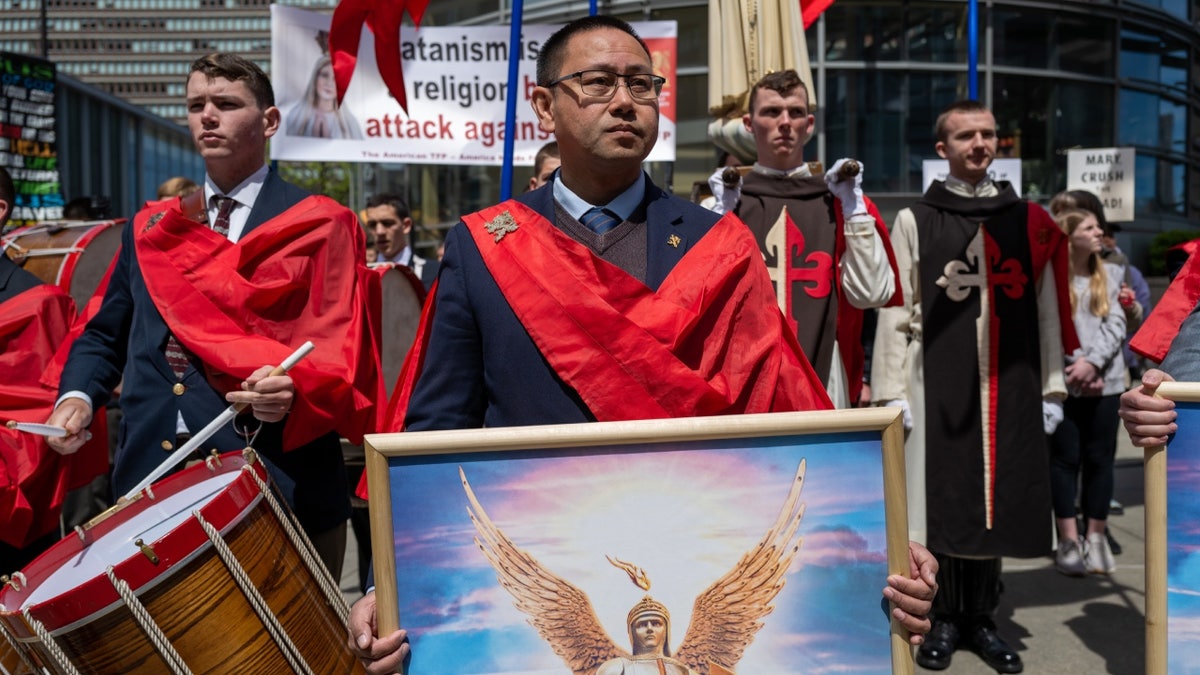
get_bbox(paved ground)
[339,433,1150,674]
[906,433,1148,674]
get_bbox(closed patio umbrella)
[707,0,814,163]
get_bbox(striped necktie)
[581,206,621,235]
[165,334,190,380]
[211,195,236,237]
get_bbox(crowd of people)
[0,12,1188,675]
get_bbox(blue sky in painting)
[387,432,894,674]
[1167,402,1200,669]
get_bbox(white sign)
[921,159,1023,197]
[269,6,678,165]
[1066,147,1135,222]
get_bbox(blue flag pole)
[499,0,526,200]
[967,0,978,99]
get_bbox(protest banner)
[269,6,677,165]
[1066,147,1135,222]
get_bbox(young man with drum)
[347,16,938,674]
[45,54,380,578]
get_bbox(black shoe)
[967,621,1023,673]
[1106,526,1123,555]
[916,619,959,670]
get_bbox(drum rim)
[54,221,122,291]
[0,450,268,637]
[2,219,125,303]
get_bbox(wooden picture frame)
[1146,381,1200,675]
[365,408,912,674]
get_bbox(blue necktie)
[581,207,621,235]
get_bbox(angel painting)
[462,460,807,675]
[383,436,896,674]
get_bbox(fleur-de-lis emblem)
[485,212,519,242]
[667,234,681,248]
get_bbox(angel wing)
[461,467,628,675]
[674,459,807,673]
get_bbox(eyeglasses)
[546,70,666,100]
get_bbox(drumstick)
[122,341,315,500]
[6,421,69,438]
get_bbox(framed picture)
[1146,381,1200,675]
[365,408,912,674]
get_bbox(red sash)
[1131,238,1200,363]
[384,200,831,431]
[132,195,382,448]
[0,286,108,547]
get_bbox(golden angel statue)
[460,459,808,675]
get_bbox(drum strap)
[180,190,207,225]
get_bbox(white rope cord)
[19,608,82,675]
[194,512,313,675]
[0,612,38,675]
[247,468,350,624]
[103,568,191,675]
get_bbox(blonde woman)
[285,55,364,140]
[1050,208,1126,576]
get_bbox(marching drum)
[0,450,364,674]
[2,220,124,310]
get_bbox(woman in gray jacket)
[1049,208,1127,577]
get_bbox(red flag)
[801,0,836,28]
[329,0,432,112]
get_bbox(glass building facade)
[55,72,204,219]
[395,0,1200,260]
[5,0,1197,259]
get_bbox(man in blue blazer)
[45,54,369,577]
[350,16,937,675]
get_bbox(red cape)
[1,285,109,548]
[384,200,832,432]
[1028,204,1082,356]
[1131,238,1200,363]
[132,195,382,448]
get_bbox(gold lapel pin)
[667,234,681,248]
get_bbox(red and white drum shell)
[1,220,124,310]
[0,450,364,674]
